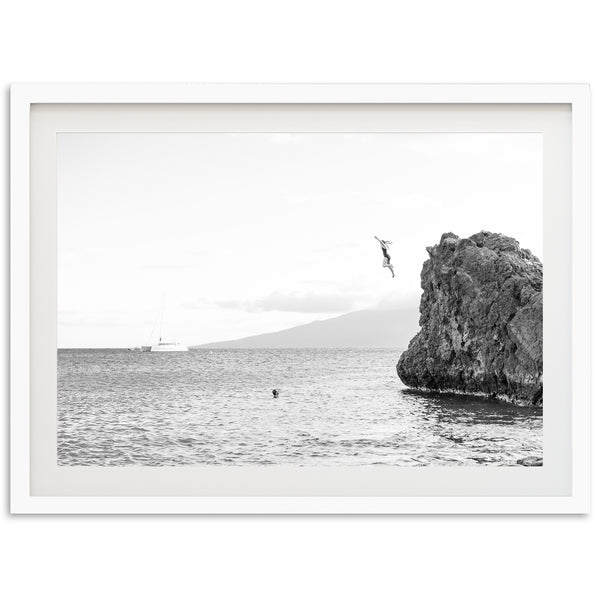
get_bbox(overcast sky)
[58,133,542,348]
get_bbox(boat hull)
[150,344,189,352]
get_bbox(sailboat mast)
[158,294,165,342]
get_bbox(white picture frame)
[10,83,591,514]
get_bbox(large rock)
[397,231,543,406]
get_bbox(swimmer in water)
[374,236,395,278]
[272,389,279,398]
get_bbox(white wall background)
[1,2,596,599]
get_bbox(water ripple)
[58,348,542,466]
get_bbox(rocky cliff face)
[397,232,543,406]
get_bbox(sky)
[58,133,542,348]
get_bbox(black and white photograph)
[57,132,543,467]
[5,1,597,596]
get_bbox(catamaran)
[150,338,188,352]
[141,297,189,352]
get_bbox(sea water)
[58,348,542,466]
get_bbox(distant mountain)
[194,307,420,349]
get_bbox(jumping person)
[374,236,395,278]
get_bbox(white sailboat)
[151,339,189,352]
[142,297,189,352]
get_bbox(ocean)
[58,348,543,466]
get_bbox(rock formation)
[517,456,543,467]
[397,231,542,406]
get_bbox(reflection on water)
[58,348,542,466]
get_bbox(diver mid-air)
[374,236,395,278]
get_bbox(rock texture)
[517,456,543,467]
[397,232,543,406]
